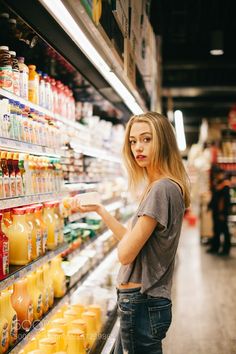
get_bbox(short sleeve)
[137,182,169,230]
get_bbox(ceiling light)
[174,110,186,151]
[39,0,144,115]
[210,30,224,56]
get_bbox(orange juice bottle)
[26,206,41,259]
[0,292,9,353]
[67,329,86,354]
[11,278,33,331]
[81,311,97,348]
[42,262,53,308]
[8,207,32,265]
[54,202,64,244]
[28,65,39,104]
[27,272,43,320]
[50,256,66,298]
[39,338,57,353]
[43,203,57,250]
[1,289,18,346]
[34,204,47,254]
[36,268,49,314]
[47,328,64,351]
[88,305,102,332]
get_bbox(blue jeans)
[113,287,172,354]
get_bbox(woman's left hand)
[75,200,102,214]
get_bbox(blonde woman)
[77,112,190,354]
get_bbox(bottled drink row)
[0,45,76,120]
[0,98,62,149]
[0,256,66,353]
[0,151,63,199]
[0,202,64,280]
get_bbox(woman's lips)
[136,155,147,160]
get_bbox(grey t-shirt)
[117,178,185,299]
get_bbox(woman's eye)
[129,140,136,145]
[143,137,151,143]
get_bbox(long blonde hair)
[122,112,191,208]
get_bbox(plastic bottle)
[36,267,49,314]
[0,213,9,280]
[42,262,54,308]
[27,272,43,320]
[8,207,32,265]
[0,289,18,346]
[18,153,26,195]
[0,99,10,138]
[25,206,39,260]
[38,71,46,108]
[47,328,65,351]
[81,311,97,348]
[0,151,10,198]
[17,57,28,100]
[6,152,16,197]
[0,46,13,92]
[43,202,57,250]
[9,51,20,96]
[28,65,39,104]
[0,292,9,353]
[13,153,23,196]
[34,204,47,254]
[67,329,86,354]
[39,338,57,354]
[50,256,66,298]
[11,278,34,331]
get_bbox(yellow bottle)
[88,305,102,331]
[27,272,43,320]
[63,309,78,322]
[68,319,88,349]
[47,328,65,351]
[8,207,32,265]
[50,256,66,298]
[39,338,57,354]
[70,303,85,318]
[42,263,53,309]
[54,202,64,244]
[36,268,49,314]
[28,65,39,104]
[25,206,40,260]
[0,293,9,354]
[34,204,47,255]
[11,278,34,331]
[48,319,67,343]
[0,290,18,346]
[67,329,86,354]
[43,203,57,250]
[81,311,97,348]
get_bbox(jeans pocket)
[148,301,172,341]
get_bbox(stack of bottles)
[0,256,66,353]
[0,98,62,149]
[0,151,63,198]
[20,301,102,354]
[0,202,64,275]
[0,45,75,120]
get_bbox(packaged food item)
[17,57,28,100]
[0,292,9,353]
[27,272,43,320]
[43,202,57,250]
[0,151,10,198]
[0,213,9,280]
[39,338,57,354]
[50,256,66,298]
[9,51,20,96]
[0,46,13,92]
[77,191,101,206]
[28,65,39,104]
[67,329,86,354]
[0,289,18,346]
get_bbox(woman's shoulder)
[151,178,182,194]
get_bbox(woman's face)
[129,122,153,168]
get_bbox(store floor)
[163,221,236,354]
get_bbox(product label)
[3,176,10,198]
[3,113,9,138]
[28,303,33,322]
[37,294,42,314]
[12,70,20,96]
[43,231,47,253]
[0,66,13,91]
[16,175,23,196]
[19,71,28,99]
[36,230,41,256]
[10,176,16,197]
[28,234,32,260]
[10,314,17,340]
[2,240,9,275]
[1,322,8,349]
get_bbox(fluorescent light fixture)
[210,49,224,56]
[174,110,186,151]
[39,0,144,115]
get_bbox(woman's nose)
[136,142,143,151]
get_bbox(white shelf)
[0,192,65,209]
[0,136,61,157]
[0,243,68,292]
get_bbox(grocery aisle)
[163,221,236,354]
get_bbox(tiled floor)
[163,221,236,354]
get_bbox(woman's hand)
[75,200,103,214]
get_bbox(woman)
[77,112,190,354]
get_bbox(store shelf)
[101,319,120,354]
[0,243,68,292]
[0,136,61,157]
[0,192,65,209]
[71,142,121,163]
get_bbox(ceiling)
[150,0,236,146]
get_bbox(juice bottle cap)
[26,206,35,213]
[48,328,63,335]
[28,64,36,70]
[67,329,84,336]
[12,207,26,215]
[34,204,43,210]
[39,338,56,345]
[9,18,16,24]
[13,153,19,159]
[44,202,54,208]
[9,51,16,56]
[1,151,7,158]
[6,152,13,159]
